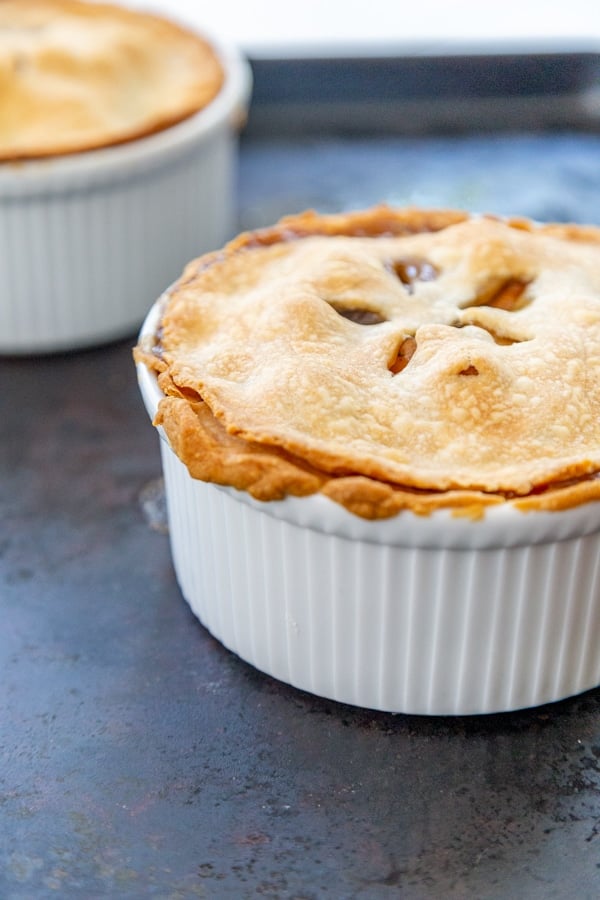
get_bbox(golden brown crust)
[0,0,224,160]
[135,205,600,519]
[149,388,600,520]
[155,397,326,502]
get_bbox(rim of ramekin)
[0,34,252,196]
[136,295,600,551]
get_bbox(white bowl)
[0,36,251,354]
[137,297,600,716]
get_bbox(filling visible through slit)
[389,336,416,374]
[388,257,438,293]
[462,278,531,311]
[332,306,387,325]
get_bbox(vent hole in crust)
[463,278,531,311]
[388,257,438,293]
[333,306,387,325]
[459,365,479,376]
[389,336,417,374]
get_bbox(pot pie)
[0,0,224,160]
[134,206,600,520]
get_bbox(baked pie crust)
[135,206,600,519]
[0,0,224,160]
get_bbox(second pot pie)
[135,206,600,520]
[0,0,224,160]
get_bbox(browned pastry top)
[0,0,224,160]
[135,206,600,519]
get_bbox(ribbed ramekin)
[137,298,600,716]
[0,36,251,354]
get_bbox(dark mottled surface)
[238,132,600,228]
[3,131,600,899]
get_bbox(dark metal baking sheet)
[247,51,600,135]
[239,131,600,228]
[4,57,600,897]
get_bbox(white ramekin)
[0,36,251,354]
[137,298,600,716]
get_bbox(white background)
[124,0,600,56]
